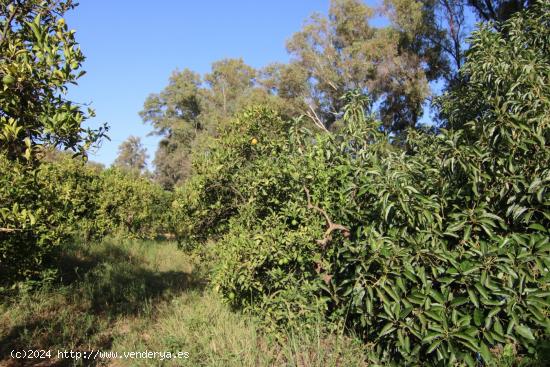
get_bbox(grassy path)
[0,240,366,366]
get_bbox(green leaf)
[514,324,535,340]
[474,308,483,326]
[379,322,396,337]
[529,223,547,232]
[467,288,479,308]
[427,339,443,354]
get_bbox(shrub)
[173,3,550,365]
[0,155,76,287]
[96,168,172,239]
[38,154,105,241]
[1,153,172,288]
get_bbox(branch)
[305,104,330,133]
[207,183,247,204]
[0,5,17,50]
[0,227,23,233]
[303,186,349,247]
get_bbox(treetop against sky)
[65,0,359,166]
[65,0,481,168]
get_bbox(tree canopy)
[113,136,148,175]
[0,0,106,162]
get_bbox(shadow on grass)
[0,241,205,366]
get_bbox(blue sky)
[65,1,395,167]
[66,0,362,167]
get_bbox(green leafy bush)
[0,1,106,288]
[0,155,82,286]
[96,168,172,239]
[1,153,172,288]
[0,154,101,286]
[38,156,171,241]
[173,3,549,365]
[38,155,104,241]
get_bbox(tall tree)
[113,136,148,174]
[203,58,256,121]
[140,69,205,188]
[141,59,274,189]
[406,0,469,84]
[467,0,535,23]
[285,0,447,132]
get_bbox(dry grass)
[0,239,368,367]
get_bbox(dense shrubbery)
[173,4,549,365]
[96,168,171,239]
[1,153,171,288]
[41,156,172,241]
[38,154,104,241]
[1,0,106,288]
[0,155,69,285]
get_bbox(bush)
[0,154,172,289]
[173,4,550,365]
[0,1,106,288]
[0,155,76,287]
[96,168,172,239]
[38,154,104,241]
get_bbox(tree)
[113,136,148,174]
[0,1,106,284]
[467,0,535,23]
[408,0,469,84]
[141,59,281,189]
[285,0,447,132]
[140,69,205,188]
[203,58,256,121]
[0,0,106,162]
[259,62,309,115]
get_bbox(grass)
[0,239,368,366]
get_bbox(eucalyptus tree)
[113,136,148,175]
[283,0,447,132]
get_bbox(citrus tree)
[0,1,106,287]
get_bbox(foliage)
[0,0,167,284]
[0,0,106,161]
[140,60,283,189]
[96,168,171,239]
[467,0,535,24]
[113,135,149,175]
[0,154,62,286]
[1,152,171,288]
[37,154,103,241]
[0,154,97,286]
[0,1,108,287]
[173,4,549,365]
[38,156,171,241]
[170,106,295,246]
[144,0,543,187]
[284,0,444,131]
